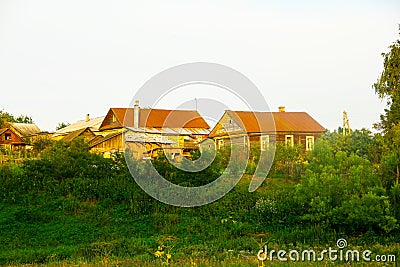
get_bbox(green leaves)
[294,138,396,234]
[0,110,34,127]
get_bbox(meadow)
[0,131,399,266]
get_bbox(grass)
[0,175,398,266]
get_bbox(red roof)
[272,112,326,132]
[214,110,325,134]
[99,108,210,130]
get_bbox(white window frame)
[306,136,315,151]
[260,135,269,151]
[285,135,294,147]
[218,139,224,149]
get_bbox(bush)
[294,139,398,234]
[151,148,228,187]
[338,192,397,233]
[268,143,305,179]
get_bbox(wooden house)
[93,101,210,158]
[61,127,97,143]
[89,132,124,158]
[90,130,177,159]
[52,114,104,140]
[209,107,326,151]
[0,123,41,151]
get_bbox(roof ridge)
[111,107,200,112]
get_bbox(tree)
[0,110,15,128]
[0,110,34,127]
[295,139,397,234]
[269,143,304,179]
[373,26,400,185]
[373,26,400,133]
[56,122,70,131]
[15,115,34,124]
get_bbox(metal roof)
[125,126,210,136]
[53,116,105,137]
[9,123,41,136]
[100,108,210,130]
[211,110,326,135]
[61,127,94,143]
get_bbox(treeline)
[0,110,34,127]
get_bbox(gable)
[62,127,96,143]
[99,108,134,130]
[0,128,25,143]
[209,112,244,137]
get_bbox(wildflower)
[154,250,165,257]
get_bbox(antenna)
[342,111,351,136]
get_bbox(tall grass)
[0,140,398,265]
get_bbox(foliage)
[268,143,304,179]
[32,136,54,154]
[0,125,399,264]
[56,122,70,130]
[151,146,229,187]
[295,139,397,234]
[373,26,400,133]
[0,110,34,127]
[15,115,34,124]
[0,110,14,127]
[321,129,382,163]
[373,27,400,187]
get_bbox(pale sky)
[0,0,399,132]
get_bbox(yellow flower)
[166,253,171,259]
[154,250,165,258]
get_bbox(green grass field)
[0,140,399,266]
[0,175,398,266]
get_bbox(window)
[260,135,269,151]
[285,135,294,147]
[5,133,11,141]
[306,136,314,151]
[111,114,117,123]
[218,139,224,149]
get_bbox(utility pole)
[342,111,351,136]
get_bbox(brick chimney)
[86,114,90,122]
[278,106,285,112]
[134,100,139,128]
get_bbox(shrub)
[294,139,397,234]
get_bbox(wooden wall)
[0,129,25,150]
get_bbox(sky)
[0,0,399,132]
